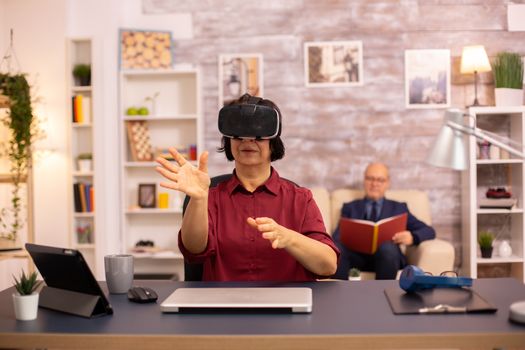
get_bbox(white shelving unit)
[462,106,525,282]
[67,38,98,273]
[119,68,202,280]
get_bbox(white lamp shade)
[426,110,468,170]
[460,45,492,74]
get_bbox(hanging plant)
[0,73,36,242]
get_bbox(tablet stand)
[39,286,111,318]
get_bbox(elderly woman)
[156,94,338,281]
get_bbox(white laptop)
[160,287,312,313]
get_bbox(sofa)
[310,188,455,280]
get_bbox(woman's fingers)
[159,181,179,191]
[156,156,180,175]
[198,151,209,173]
[168,147,188,167]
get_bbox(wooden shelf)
[125,208,182,215]
[122,114,197,121]
[131,251,183,259]
[477,255,523,264]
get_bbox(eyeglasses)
[365,176,388,184]
[423,270,459,278]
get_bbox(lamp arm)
[446,120,525,159]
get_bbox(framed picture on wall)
[119,29,173,70]
[405,49,451,109]
[304,41,363,87]
[218,53,264,107]
[138,183,156,208]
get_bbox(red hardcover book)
[339,213,408,254]
[90,186,94,212]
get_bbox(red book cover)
[90,186,94,212]
[339,213,408,254]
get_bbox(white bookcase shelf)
[119,68,202,280]
[462,106,525,282]
[67,38,98,274]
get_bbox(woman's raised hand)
[155,147,210,199]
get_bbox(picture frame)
[405,49,451,109]
[304,41,363,87]
[138,183,156,208]
[218,53,264,107]
[119,29,173,70]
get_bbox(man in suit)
[332,162,435,280]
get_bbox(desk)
[0,278,524,350]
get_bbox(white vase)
[77,159,92,172]
[498,240,513,258]
[348,276,361,281]
[12,292,39,321]
[495,88,523,106]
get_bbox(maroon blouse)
[178,168,339,281]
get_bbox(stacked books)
[478,198,517,209]
[72,95,91,124]
[73,182,94,212]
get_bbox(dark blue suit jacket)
[332,198,435,249]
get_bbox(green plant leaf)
[12,270,41,295]
[492,52,524,89]
[0,73,37,242]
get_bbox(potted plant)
[0,73,38,248]
[77,153,93,172]
[492,52,524,106]
[72,63,91,86]
[12,270,42,321]
[478,231,494,258]
[349,268,361,281]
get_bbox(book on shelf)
[83,96,91,124]
[71,96,76,123]
[90,185,94,212]
[73,183,82,212]
[72,95,91,124]
[339,213,408,254]
[78,183,87,212]
[74,95,84,123]
[478,198,517,209]
[73,182,94,212]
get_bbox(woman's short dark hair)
[217,94,285,162]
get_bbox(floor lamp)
[460,45,492,107]
[426,108,525,323]
[426,109,524,170]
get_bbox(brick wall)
[144,0,525,268]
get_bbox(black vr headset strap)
[246,96,263,105]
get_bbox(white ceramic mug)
[104,254,134,294]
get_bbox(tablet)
[26,243,113,317]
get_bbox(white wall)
[1,0,69,250]
[0,0,193,279]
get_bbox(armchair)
[310,188,455,280]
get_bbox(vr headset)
[399,265,472,293]
[218,97,281,140]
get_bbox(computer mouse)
[127,286,158,303]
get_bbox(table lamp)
[426,109,524,170]
[460,45,492,106]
